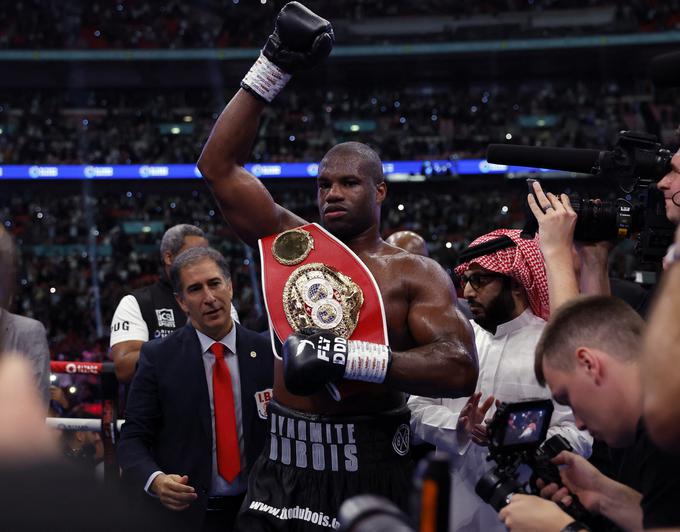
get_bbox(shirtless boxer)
[198,3,478,530]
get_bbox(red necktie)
[210,342,241,482]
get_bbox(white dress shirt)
[409,308,592,532]
[145,324,248,497]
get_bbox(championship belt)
[259,223,388,365]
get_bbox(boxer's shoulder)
[370,244,443,278]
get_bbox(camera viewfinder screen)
[502,406,550,446]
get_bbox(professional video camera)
[487,130,675,266]
[475,399,592,525]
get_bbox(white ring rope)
[46,417,125,432]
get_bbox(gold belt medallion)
[272,228,314,266]
[282,263,364,338]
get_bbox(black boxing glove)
[241,2,334,103]
[282,330,391,396]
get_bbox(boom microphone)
[486,144,601,174]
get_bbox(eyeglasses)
[458,272,505,291]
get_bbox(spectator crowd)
[0,0,678,49]
[1,80,678,165]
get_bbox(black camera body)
[475,399,555,510]
[475,399,592,524]
[523,130,675,266]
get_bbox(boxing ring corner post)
[48,361,121,483]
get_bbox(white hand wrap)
[343,340,390,383]
[241,53,292,103]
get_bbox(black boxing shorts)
[234,400,414,531]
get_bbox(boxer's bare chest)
[359,251,415,351]
[272,249,414,414]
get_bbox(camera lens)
[475,470,523,512]
[572,197,637,242]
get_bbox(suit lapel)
[235,324,255,444]
[183,324,212,443]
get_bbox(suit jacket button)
[250,351,257,358]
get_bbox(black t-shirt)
[615,419,680,529]
[609,278,655,319]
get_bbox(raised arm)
[197,2,334,247]
[575,241,612,297]
[528,180,580,310]
[198,91,302,247]
[529,183,613,315]
[388,258,478,397]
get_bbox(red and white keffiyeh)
[455,229,550,320]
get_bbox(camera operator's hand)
[528,180,577,257]
[499,494,575,532]
[536,451,603,513]
[457,392,494,447]
[527,180,580,310]
[538,451,645,531]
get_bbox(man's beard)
[473,286,517,333]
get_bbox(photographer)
[499,295,680,532]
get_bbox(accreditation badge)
[259,223,388,361]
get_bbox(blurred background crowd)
[2,0,679,49]
[1,80,679,165]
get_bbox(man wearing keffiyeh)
[409,228,591,532]
[455,228,551,329]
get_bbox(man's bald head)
[386,230,429,257]
[320,142,384,185]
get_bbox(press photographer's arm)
[642,224,680,452]
[527,181,611,310]
[499,449,644,532]
[498,494,578,532]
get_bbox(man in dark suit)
[118,247,274,532]
[0,226,50,404]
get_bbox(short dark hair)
[320,141,384,185]
[534,295,644,385]
[170,247,230,295]
[160,224,205,261]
